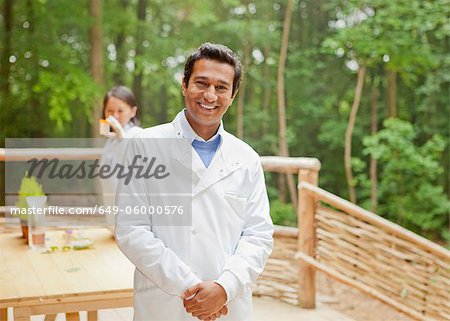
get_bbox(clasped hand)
[183,281,228,320]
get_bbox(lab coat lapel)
[168,139,202,186]
[170,112,241,195]
[192,136,241,196]
[170,116,205,185]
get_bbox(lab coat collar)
[172,110,242,195]
[178,109,224,144]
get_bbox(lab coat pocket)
[224,192,248,221]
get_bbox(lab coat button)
[191,230,197,235]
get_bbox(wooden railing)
[0,148,103,161]
[296,182,450,321]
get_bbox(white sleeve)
[215,162,274,303]
[114,138,201,297]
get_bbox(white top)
[100,123,143,212]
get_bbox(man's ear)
[230,88,239,102]
[181,76,187,96]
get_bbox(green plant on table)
[14,172,46,222]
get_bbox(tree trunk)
[236,38,250,139]
[113,0,130,85]
[277,0,297,209]
[0,0,12,206]
[278,174,287,203]
[113,31,126,84]
[27,0,44,137]
[0,0,13,97]
[344,65,366,204]
[158,84,168,124]
[89,0,104,137]
[262,43,272,136]
[387,69,397,118]
[370,73,379,212]
[133,0,147,108]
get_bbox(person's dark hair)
[184,42,242,97]
[102,86,139,125]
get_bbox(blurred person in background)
[99,86,143,232]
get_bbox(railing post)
[297,169,318,308]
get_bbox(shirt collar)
[179,109,224,144]
[123,122,134,132]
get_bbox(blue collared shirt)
[179,110,223,168]
[191,135,221,168]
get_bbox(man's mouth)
[199,102,218,111]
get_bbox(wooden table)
[0,226,134,321]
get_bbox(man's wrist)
[215,271,240,304]
[213,281,228,303]
[181,275,203,298]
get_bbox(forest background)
[0,0,449,244]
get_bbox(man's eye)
[216,86,227,91]
[195,81,207,87]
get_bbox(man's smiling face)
[182,59,236,140]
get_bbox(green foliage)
[34,69,99,131]
[363,119,450,238]
[323,0,442,72]
[1,0,448,240]
[270,199,296,227]
[15,173,46,221]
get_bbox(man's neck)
[184,113,219,141]
[194,125,219,141]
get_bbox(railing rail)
[299,182,450,260]
[0,148,103,161]
[0,148,322,172]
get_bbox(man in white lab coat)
[115,42,274,321]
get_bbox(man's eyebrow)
[193,76,231,87]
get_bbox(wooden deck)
[3,297,355,321]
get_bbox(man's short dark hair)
[184,42,242,97]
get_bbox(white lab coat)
[100,123,143,227]
[115,111,274,321]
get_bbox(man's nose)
[203,85,218,102]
